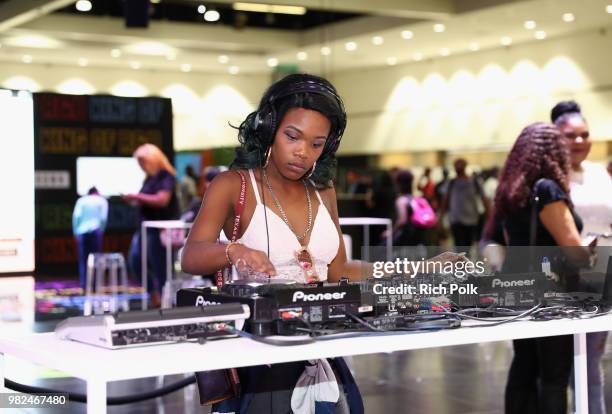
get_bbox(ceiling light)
[413,52,423,61]
[296,51,308,60]
[151,0,161,3]
[433,23,445,33]
[204,10,220,22]
[535,30,546,40]
[401,30,413,39]
[320,46,331,56]
[501,36,513,46]
[130,61,141,70]
[22,55,33,63]
[218,55,229,64]
[524,20,536,30]
[372,36,384,46]
[126,41,175,56]
[78,58,88,67]
[440,48,450,56]
[469,42,479,51]
[110,48,121,58]
[229,66,239,75]
[5,35,62,49]
[198,4,206,14]
[267,57,278,67]
[345,41,357,51]
[75,0,92,12]
[181,64,192,72]
[607,5,612,13]
[563,13,575,22]
[386,57,397,66]
[232,3,306,15]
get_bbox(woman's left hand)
[122,193,141,205]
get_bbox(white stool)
[84,253,130,315]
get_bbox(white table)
[2,314,611,414]
[339,217,393,261]
[141,220,193,310]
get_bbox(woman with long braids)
[496,123,595,414]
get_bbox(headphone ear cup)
[252,111,263,131]
[258,105,276,145]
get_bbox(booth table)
[2,314,611,414]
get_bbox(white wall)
[2,26,612,155]
[333,27,612,155]
[0,64,269,151]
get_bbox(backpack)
[410,196,437,228]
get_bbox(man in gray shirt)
[441,159,489,253]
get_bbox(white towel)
[291,359,340,414]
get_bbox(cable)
[434,301,543,327]
[4,376,195,405]
[346,311,383,331]
[260,166,271,259]
[225,325,316,346]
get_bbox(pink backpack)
[410,196,437,228]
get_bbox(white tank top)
[236,169,340,282]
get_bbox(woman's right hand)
[228,244,277,276]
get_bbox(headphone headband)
[253,78,346,154]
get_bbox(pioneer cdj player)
[177,280,364,335]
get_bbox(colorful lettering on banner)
[40,204,72,231]
[138,99,165,124]
[107,203,138,230]
[117,129,163,155]
[36,94,87,122]
[89,128,117,154]
[39,236,77,263]
[39,127,88,154]
[89,96,137,124]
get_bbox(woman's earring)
[306,161,316,179]
[263,148,271,168]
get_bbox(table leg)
[573,332,588,414]
[0,352,7,393]
[363,225,370,262]
[142,223,148,311]
[385,221,392,261]
[163,235,172,309]
[87,379,107,414]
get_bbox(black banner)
[33,93,173,276]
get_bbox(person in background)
[482,166,500,207]
[182,166,222,223]
[552,100,612,414]
[417,166,435,204]
[433,167,450,211]
[607,160,612,178]
[72,187,108,290]
[124,143,179,308]
[497,123,595,414]
[441,158,489,253]
[366,170,396,245]
[386,169,428,246]
[178,165,198,213]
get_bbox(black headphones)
[251,78,347,155]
